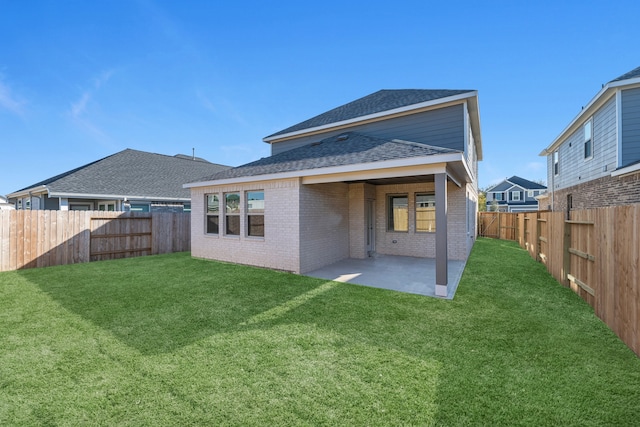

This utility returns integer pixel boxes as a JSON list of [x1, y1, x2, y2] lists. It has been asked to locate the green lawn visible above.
[[1, 238, 639, 426]]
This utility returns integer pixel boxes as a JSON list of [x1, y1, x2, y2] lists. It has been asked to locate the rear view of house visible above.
[[540, 66, 640, 212], [186, 89, 482, 296]]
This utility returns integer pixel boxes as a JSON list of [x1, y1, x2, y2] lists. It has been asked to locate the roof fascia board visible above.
[[301, 163, 449, 185], [445, 165, 463, 188], [7, 185, 48, 199], [185, 152, 465, 188], [263, 91, 477, 143], [540, 79, 640, 156], [465, 95, 483, 160], [48, 191, 188, 202]]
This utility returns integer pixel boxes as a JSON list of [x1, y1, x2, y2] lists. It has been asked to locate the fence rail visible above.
[[0, 210, 190, 272], [478, 208, 640, 357]]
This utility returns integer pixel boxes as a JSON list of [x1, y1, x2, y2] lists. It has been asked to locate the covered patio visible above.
[[306, 254, 467, 299]]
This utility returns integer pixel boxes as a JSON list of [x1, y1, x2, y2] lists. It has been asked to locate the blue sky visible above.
[[1, 0, 639, 196]]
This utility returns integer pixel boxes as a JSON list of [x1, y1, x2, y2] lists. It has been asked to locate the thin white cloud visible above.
[[94, 69, 114, 89], [67, 70, 117, 145], [70, 69, 114, 118], [70, 91, 91, 118], [0, 76, 26, 116], [196, 90, 217, 114]]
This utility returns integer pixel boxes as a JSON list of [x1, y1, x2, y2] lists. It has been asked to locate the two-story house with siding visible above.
[[186, 89, 483, 297], [485, 176, 546, 212], [540, 66, 640, 213]]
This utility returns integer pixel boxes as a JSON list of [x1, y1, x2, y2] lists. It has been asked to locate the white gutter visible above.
[[6, 185, 48, 199], [264, 91, 478, 143], [185, 152, 466, 188], [48, 192, 188, 202]]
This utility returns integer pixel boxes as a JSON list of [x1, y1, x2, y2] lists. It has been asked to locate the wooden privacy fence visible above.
[[478, 211, 518, 240], [0, 210, 190, 272], [479, 207, 640, 357]]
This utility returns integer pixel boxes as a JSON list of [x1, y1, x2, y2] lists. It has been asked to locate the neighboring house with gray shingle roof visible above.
[[186, 89, 483, 297], [7, 149, 230, 212], [485, 176, 546, 212], [540, 65, 640, 212]]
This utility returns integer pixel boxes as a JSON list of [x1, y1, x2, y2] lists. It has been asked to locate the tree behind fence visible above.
[[0, 210, 190, 272], [478, 208, 640, 357]]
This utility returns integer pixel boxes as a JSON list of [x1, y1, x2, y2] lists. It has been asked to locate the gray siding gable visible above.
[[267, 89, 472, 138], [621, 87, 640, 168], [200, 132, 461, 181], [272, 104, 465, 156], [548, 96, 617, 191]]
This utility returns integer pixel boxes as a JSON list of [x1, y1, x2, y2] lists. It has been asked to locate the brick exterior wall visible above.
[[190, 178, 301, 273], [373, 181, 470, 261], [190, 177, 474, 274], [299, 182, 350, 273], [550, 171, 640, 213]]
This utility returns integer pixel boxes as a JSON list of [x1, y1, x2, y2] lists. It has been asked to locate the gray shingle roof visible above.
[[507, 176, 546, 190], [16, 149, 230, 199], [266, 89, 474, 138], [610, 66, 640, 83], [487, 176, 546, 192], [199, 132, 461, 181]]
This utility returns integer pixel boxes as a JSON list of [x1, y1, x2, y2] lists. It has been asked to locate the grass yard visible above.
[[1, 238, 639, 426]]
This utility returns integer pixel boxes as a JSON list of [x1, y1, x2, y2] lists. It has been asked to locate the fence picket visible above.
[[0, 211, 190, 272]]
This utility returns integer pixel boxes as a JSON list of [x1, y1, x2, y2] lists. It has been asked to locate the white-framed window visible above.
[[553, 151, 559, 175], [584, 119, 593, 159], [511, 191, 521, 201], [495, 192, 503, 201], [224, 192, 240, 235], [205, 194, 219, 234], [246, 191, 264, 237], [415, 193, 436, 232], [183, 203, 191, 213], [528, 190, 534, 197], [387, 194, 408, 232], [98, 201, 116, 211]]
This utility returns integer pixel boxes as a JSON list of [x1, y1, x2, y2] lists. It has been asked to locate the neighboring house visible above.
[[540, 65, 640, 213], [7, 149, 230, 212], [485, 176, 546, 212], [0, 195, 15, 210], [186, 89, 482, 296]]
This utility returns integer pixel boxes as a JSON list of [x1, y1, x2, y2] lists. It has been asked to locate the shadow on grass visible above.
[[18, 252, 333, 355]]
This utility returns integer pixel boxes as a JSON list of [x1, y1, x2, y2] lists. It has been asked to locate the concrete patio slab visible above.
[[306, 254, 466, 299]]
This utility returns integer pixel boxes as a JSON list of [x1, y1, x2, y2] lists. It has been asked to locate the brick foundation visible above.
[[550, 171, 640, 212]]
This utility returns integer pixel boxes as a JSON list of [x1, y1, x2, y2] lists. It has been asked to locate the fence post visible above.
[[562, 220, 571, 286], [535, 211, 541, 262]]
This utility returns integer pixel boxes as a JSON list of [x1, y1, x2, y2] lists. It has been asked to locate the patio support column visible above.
[[435, 173, 448, 297]]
